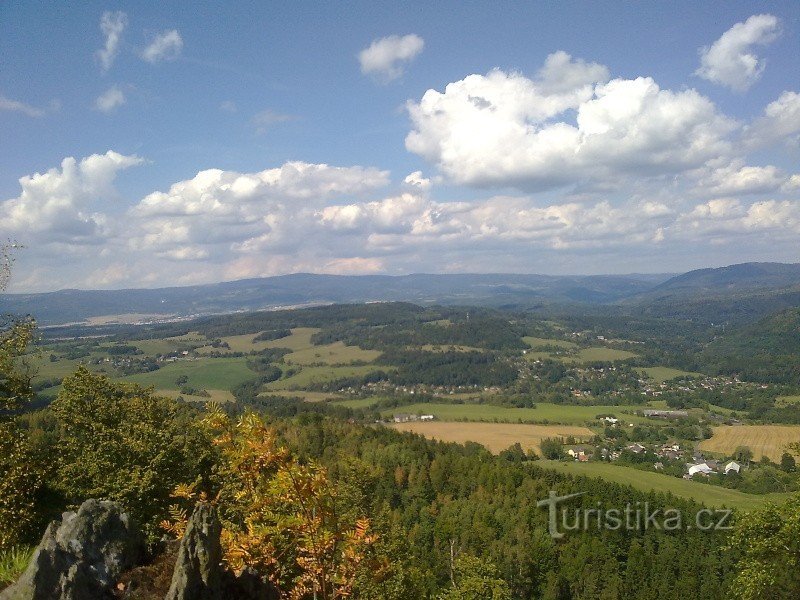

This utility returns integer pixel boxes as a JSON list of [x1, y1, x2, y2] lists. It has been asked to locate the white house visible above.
[[724, 461, 741, 475], [688, 463, 714, 477]]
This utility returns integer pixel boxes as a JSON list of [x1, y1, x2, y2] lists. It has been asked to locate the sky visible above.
[[1, 1, 799, 292]]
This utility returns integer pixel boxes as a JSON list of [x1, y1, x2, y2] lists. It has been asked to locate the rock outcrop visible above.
[[164, 504, 222, 600], [0, 499, 144, 600]]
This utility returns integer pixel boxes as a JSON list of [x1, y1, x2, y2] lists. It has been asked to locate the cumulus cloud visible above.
[[696, 14, 781, 91], [406, 56, 736, 190], [0, 94, 45, 117], [0, 151, 143, 244], [744, 90, 800, 148], [694, 161, 789, 196], [142, 29, 183, 63], [676, 198, 800, 238], [403, 171, 431, 191], [5, 152, 799, 292], [94, 86, 126, 113], [96, 11, 127, 72], [359, 34, 424, 82]]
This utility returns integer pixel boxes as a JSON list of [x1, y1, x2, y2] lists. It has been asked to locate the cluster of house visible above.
[[391, 413, 436, 423], [641, 409, 689, 419], [683, 457, 741, 479]]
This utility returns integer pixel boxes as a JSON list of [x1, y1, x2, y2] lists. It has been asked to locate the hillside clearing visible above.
[[380, 402, 651, 425], [699, 425, 800, 462], [540, 460, 792, 511], [640, 366, 703, 383], [284, 341, 381, 365], [388, 421, 594, 454]]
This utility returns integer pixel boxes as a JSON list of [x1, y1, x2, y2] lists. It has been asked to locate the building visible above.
[[643, 409, 689, 419], [688, 463, 714, 477], [724, 461, 741, 475]]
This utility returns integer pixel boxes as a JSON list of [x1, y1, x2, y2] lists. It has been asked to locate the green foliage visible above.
[[438, 555, 511, 600], [729, 492, 800, 599], [0, 545, 34, 588], [0, 422, 44, 551], [0, 318, 35, 412], [540, 437, 564, 460], [781, 453, 797, 473], [49, 368, 214, 540]]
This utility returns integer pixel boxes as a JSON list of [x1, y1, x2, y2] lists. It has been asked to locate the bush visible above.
[[50, 368, 215, 541]]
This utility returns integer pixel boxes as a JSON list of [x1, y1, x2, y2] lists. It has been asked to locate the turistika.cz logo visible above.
[[536, 490, 733, 539]]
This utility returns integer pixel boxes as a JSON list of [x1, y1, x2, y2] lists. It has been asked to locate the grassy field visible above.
[[331, 397, 383, 409], [388, 421, 594, 454], [565, 347, 638, 363], [264, 365, 387, 390], [259, 390, 345, 402], [126, 333, 209, 356], [523, 346, 638, 364], [522, 336, 577, 349], [196, 327, 322, 354], [640, 366, 702, 383], [284, 341, 381, 365], [156, 388, 235, 403], [776, 395, 800, 407], [539, 460, 792, 511], [420, 344, 485, 352], [699, 425, 800, 461], [380, 402, 650, 425], [122, 357, 256, 391]]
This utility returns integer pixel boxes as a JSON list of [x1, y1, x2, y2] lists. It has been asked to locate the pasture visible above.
[[331, 397, 382, 410], [122, 357, 256, 391], [284, 341, 381, 365], [195, 327, 321, 354], [522, 336, 577, 349], [640, 366, 702, 383], [380, 402, 650, 425], [564, 347, 638, 363], [156, 388, 235, 403], [523, 345, 638, 364], [699, 425, 800, 462], [776, 395, 800, 407], [264, 365, 387, 390], [388, 421, 594, 454], [259, 390, 345, 402], [540, 460, 792, 511], [126, 333, 209, 356]]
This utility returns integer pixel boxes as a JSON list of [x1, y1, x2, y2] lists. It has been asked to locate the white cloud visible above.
[[0, 151, 143, 244], [359, 34, 424, 82], [696, 14, 780, 91], [0, 94, 44, 117], [142, 29, 183, 63], [535, 50, 610, 94], [744, 90, 800, 148], [406, 57, 736, 190], [403, 171, 431, 191], [694, 161, 788, 196], [94, 86, 126, 113], [675, 198, 800, 238], [129, 161, 390, 257], [5, 152, 799, 292], [96, 11, 127, 72]]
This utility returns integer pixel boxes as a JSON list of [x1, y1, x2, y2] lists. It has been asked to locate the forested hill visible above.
[[0, 272, 670, 325], [628, 263, 800, 325], [1, 262, 799, 326]]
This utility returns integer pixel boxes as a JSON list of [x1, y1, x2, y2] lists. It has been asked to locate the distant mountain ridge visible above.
[[1, 262, 798, 326]]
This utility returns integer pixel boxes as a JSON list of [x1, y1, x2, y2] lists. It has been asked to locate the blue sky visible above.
[[1, 1, 799, 291]]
